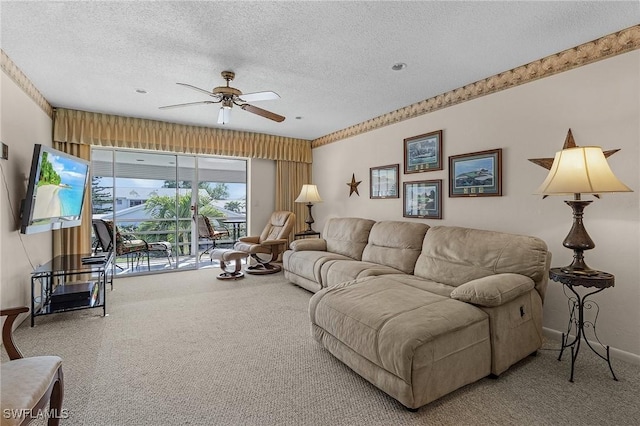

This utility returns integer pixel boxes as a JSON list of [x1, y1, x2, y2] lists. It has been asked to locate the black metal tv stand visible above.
[[30, 253, 113, 326]]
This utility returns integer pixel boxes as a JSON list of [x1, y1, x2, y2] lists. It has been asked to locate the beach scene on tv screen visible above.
[[32, 151, 87, 221]]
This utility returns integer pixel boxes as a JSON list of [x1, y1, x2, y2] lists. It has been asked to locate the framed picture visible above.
[[449, 148, 502, 197], [404, 130, 443, 174], [370, 164, 400, 199], [403, 179, 442, 219]]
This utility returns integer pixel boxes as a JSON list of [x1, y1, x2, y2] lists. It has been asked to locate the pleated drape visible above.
[[53, 108, 312, 163], [276, 160, 313, 240], [52, 142, 92, 258], [53, 108, 313, 254]]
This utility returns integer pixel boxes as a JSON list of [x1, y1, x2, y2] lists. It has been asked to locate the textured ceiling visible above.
[[1, 1, 638, 141]]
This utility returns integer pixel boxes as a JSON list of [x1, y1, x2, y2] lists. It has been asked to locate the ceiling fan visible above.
[[159, 71, 285, 124]]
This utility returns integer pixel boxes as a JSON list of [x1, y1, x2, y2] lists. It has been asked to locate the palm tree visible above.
[[138, 192, 222, 255], [224, 200, 245, 213]]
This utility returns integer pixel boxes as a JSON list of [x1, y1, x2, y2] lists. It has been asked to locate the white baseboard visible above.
[[543, 327, 640, 366]]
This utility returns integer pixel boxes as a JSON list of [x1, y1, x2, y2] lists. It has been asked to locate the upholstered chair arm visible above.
[[289, 238, 327, 252], [1, 306, 28, 360], [238, 235, 261, 244]]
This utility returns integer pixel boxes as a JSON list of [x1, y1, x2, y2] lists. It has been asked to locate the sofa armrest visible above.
[[289, 238, 327, 252], [450, 273, 535, 307]]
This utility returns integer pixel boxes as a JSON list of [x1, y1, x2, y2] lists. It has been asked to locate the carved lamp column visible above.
[[535, 146, 632, 275]]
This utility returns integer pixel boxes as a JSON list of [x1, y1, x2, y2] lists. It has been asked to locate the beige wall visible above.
[[311, 50, 640, 359], [0, 69, 54, 311]]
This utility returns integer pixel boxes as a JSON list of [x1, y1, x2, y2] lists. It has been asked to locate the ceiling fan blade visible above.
[[238, 91, 280, 102], [240, 104, 285, 122], [218, 107, 231, 125], [159, 100, 218, 110], [176, 82, 220, 97]]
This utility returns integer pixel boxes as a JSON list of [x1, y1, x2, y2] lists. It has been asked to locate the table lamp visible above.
[[535, 146, 632, 275], [295, 184, 323, 233]]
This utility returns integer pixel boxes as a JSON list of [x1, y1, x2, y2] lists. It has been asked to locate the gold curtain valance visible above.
[[53, 108, 312, 163]]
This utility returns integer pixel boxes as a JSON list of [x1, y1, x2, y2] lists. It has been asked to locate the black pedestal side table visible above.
[[549, 268, 617, 382]]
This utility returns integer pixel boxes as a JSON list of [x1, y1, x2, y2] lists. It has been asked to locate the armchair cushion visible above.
[[1, 307, 64, 426], [103, 220, 148, 255], [260, 211, 295, 242], [1, 356, 63, 425]]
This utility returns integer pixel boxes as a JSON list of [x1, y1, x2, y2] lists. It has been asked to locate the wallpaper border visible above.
[[1, 49, 54, 119], [311, 25, 640, 149]]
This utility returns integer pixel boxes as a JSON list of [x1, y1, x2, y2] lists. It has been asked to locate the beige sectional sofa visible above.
[[283, 217, 551, 410]]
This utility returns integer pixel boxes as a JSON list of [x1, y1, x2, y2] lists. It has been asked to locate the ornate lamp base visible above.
[[303, 202, 315, 233], [561, 199, 598, 276]]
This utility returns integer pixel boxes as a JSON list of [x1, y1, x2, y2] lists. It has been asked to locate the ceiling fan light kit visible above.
[[159, 71, 285, 125]]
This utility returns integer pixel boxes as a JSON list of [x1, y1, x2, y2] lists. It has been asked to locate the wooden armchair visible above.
[[233, 211, 295, 274], [1, 307, 64, 426]]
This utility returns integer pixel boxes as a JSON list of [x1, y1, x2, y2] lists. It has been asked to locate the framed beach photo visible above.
[[370, 164, 400, 199], [449, 148, 502, 197], [404, 130, 443, 174], [403, 179, 442, 219]]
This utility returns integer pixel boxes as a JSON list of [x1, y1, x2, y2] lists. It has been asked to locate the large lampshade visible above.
[[295, 184, 323, 204], [535, 146, 631, 195], [535, 145, 632, 275]]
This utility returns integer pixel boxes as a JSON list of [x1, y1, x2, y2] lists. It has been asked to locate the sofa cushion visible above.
[[414, 226, 549, 290], [323, 217, 376, 260], [283, 250, 353, 285], [319, 260, 404, 288], [380, 274, 455, 298], [361, 221, 429, 274], [450, 273, 535, 307], [310, 275, 489, 382]]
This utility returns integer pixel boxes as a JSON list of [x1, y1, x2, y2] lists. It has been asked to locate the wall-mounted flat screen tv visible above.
[[20, 144, 90, 234]]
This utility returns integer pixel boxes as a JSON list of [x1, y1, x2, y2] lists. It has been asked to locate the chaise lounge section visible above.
[[283, 218, 551, 410]]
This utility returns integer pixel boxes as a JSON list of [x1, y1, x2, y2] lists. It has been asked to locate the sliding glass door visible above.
[[91, 148, 247, 276]]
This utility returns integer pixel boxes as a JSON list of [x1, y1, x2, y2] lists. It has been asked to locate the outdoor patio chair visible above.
[[92, 219, 150, 270], [197, 215, 230, 259], [93, 219, 173, 270]]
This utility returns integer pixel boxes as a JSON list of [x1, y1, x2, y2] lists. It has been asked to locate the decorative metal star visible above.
[[528, 129, 620, 170], [347, 173, 362, 197]]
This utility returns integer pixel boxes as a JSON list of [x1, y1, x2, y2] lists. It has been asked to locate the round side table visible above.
[[549, 268, 617, 382]]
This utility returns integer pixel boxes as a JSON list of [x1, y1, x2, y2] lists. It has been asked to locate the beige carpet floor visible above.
[[5, 268, 640, 425]]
